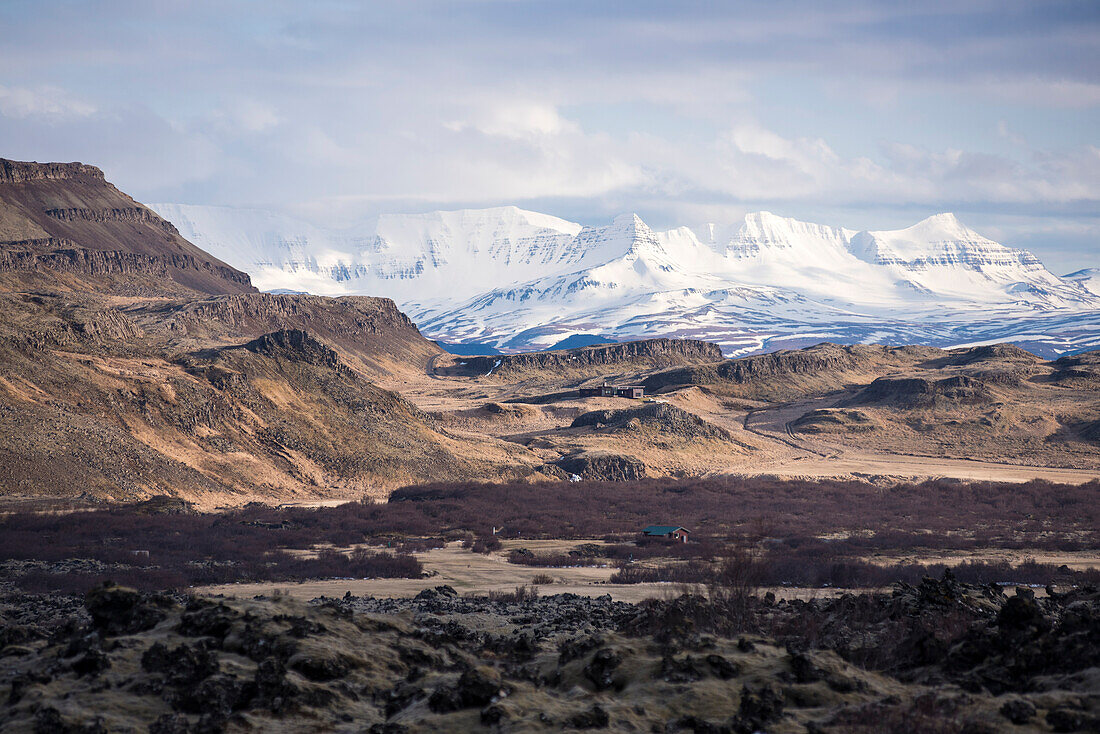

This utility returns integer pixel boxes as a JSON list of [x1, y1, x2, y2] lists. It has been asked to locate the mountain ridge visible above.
[[152, 203, 1100, 358]]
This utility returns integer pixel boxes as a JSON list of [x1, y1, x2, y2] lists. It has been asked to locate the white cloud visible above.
[[227, 99, 280, 133], [0, 1, 1096, 270], [448, 102, 579, 139], [0, 85, 96, 119]]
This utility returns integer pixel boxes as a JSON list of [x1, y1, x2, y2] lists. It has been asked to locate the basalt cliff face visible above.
[[439, 338, 723, 378], [0, 158, 254, 296]]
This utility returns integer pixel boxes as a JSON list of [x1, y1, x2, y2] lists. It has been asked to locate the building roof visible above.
[[643, 525, 688, 534]]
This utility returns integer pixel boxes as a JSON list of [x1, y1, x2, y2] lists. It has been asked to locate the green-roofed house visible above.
[[642, 525, 690, 543]]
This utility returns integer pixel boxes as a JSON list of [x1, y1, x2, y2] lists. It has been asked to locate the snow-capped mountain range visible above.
[[150, 203, 1100, 357]]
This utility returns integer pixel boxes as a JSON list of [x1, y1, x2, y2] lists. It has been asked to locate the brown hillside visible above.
[[128, 292, 442, 376], [642, 343, 941, 401], [0, 161, 537, 505], [0, 158, 254, 296], [0, 294, 539, 506]]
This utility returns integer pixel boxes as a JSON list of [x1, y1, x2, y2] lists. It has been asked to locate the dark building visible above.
[[642, 525, 690, 542], [579, 383, 644, 399]]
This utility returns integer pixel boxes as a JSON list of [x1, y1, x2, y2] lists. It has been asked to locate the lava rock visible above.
[[584, 648, 622, 690], [84, 583, 172, 635]]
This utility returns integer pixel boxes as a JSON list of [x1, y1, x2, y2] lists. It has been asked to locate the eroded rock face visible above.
[[0, 159, 106, 183], [243, 329, 345, 371], [0, 247, 252, 290], [443, 338, 723, 378]]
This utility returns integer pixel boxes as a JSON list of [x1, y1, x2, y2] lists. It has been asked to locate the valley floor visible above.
[[376, 355, 1100, 489], [195, 540, 1095, 603]]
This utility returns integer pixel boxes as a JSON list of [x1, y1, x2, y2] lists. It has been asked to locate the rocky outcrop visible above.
[[850, 374, 993, 409], [553, 451, 648, 481], [243, 329, 346, 372], [571, 403, 732, 441], [938, 343, 1042, 366], [161, 293, 418, 336], [4, 578, 1098, 732], [45, 206, 180, 235], [0, 292, 145, 349], [145, 293, 441, 373], [444, 338, 722, 377], [0, 247, 252, 288], [0, 159, 104, 183], [643, 343, 938, 398], [790, 408, 877, 433], [1049, 350, 1100, 387]]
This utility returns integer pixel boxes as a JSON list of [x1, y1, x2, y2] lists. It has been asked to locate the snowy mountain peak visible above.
[[725, 211, 854, 260], [854, 213, 1011, 266], [609, 212, 650, 232], [900, 212, 990, 243], [151, 202, 1100, 356], [919, 211, 963, 227]]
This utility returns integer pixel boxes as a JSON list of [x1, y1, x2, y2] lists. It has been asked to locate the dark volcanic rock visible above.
[[3, 582, 1099, 733], [243, 329, 345, 371], [566, 704, 610, 729], [429, 667, 502, 711], [84, 583, 173, 636], [444, 338, 722, 377], [553, 452, 648, 481], [584, 648, 622, 690]]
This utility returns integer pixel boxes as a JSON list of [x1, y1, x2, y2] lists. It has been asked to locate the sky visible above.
[[1, 0, 1098, 273]]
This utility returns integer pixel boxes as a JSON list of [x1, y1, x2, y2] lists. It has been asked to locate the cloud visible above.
[[447, 102, 579, 139], [997, 121, 1026, 146], [0, 1, 1096, 268], [220, 99, 281, 133], [0, 85, 96, 120]]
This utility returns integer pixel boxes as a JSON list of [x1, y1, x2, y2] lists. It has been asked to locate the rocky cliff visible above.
[[0, 159, 105, 183], [0, 158, 254, 296], [441, 338, 722, 378]]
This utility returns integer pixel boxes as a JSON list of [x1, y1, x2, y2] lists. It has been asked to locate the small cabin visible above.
[[579, 383, 644, 399], [642, 525, 690, 543]]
